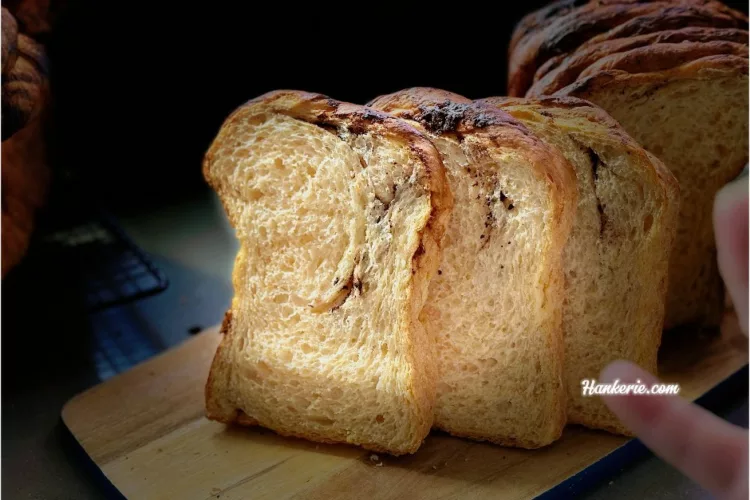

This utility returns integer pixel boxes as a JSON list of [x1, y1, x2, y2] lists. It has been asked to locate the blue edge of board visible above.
[[60, 364, 748, 500]]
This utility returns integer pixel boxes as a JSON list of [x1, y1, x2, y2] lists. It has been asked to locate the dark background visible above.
[[41, 1, 749, 212], [39, 1, 585, 211]]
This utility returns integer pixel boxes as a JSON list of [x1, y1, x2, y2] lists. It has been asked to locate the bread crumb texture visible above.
[[203, 92, 451, 455]]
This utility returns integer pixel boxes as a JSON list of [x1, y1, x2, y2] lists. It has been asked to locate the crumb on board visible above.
[[376, 462, 384, 467], [432, 465, 437, 470], [370, 454, 379, 462]]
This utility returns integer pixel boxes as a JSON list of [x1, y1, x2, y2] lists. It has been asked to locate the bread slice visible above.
[[480, 96, 680, 434], [554, 56, 749, 330], [509, 1, 746, 96], [203, 90, 453, 455], [530, 27, 748, 96], [577, 40, 748, 79], [369, 88, 577, 448]]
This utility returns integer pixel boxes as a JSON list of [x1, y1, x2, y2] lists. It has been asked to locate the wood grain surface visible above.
[[62, 318, 748, 500]]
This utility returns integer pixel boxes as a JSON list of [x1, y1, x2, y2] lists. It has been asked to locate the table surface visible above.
[[3, 189, 747, 499]]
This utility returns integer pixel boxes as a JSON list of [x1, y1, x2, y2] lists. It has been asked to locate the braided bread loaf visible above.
[[1, 6, 50, 277]]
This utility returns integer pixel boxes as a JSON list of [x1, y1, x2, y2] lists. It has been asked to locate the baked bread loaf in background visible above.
[[575, 40, 747, 76], [481, 96, 680, 434], [573, 2, 747, 47], [2, 23, 48, 139], [203, 90, 452, 455], [1, 6, 50, 277], [3, 0, 68, 38], [509, 0, 748, 97], [552, 57, 748, 329], [511, 0, 749, 330], [370, 88, 576, 448], [530, 27, 748, 95]]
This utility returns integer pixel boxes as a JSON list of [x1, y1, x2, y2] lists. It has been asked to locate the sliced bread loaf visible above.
[[554, 56, 749, 329], [370, 88, 577, 448], [530, 27, 748, 96], [480, 96, 680, 433], [203, 90, 453, 455]]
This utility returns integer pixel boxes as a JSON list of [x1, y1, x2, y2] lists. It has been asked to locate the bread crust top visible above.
[[554, 51, 749, 99], [478, 95, 680, 196], [369, 87, 528, 136], [369, 87, 577, 206], [510, 2, 670, 96], [510, 0, 587, 57], [530, 27, 749, 95], [205, 90, 453, 242], [577, 40, 748, 79], [509, 1, 747, 96], [581, 3, 747, 47]]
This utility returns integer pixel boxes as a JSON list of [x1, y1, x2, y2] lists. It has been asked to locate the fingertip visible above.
[[713, 169, 749, 335], [599, 360, 650, 384], [714, 176, 748, 228], [598, 361, 665, 429]]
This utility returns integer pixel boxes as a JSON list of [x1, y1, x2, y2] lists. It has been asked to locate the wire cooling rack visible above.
[[39, 212, 169, 312]]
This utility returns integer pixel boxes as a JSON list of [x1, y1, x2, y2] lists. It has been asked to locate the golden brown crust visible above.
[[530, 27, 749, 96], [510, 0, 745, 57], [482, 94, 682, 237], [584, 4, 747, 48], [204, 90, 452, 455], [203, 310, 235, 422], [578, 40, 748, 79], [369, 88, 577, 225], [509, 0, 719, 58], [434, 424, 566, 450], [510, 2, 671, 96], [205, 90, 452, 244], [479, 95, 628, 139], [480, 94, 681, 220], [234, 411, 418, 455], [509, 1, 747, 97], [555, 52, 749, 98], [369, 87, 530, 137]]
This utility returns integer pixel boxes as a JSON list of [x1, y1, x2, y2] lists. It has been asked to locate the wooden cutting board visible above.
[[62, 317, 747, 500]]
